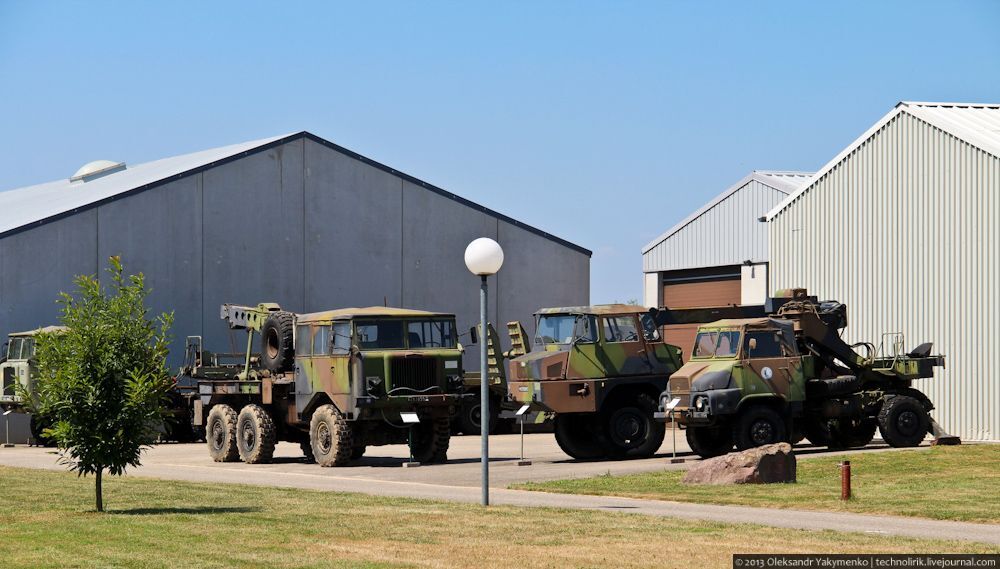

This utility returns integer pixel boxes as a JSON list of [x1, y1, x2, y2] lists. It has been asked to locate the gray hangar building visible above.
[[0, 132, 591, 368]]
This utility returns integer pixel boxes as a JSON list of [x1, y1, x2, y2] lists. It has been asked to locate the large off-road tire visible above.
[[300, 439, 316, 463], [806, 376, 861, 399], [878, 395, 929, 448], [828, 418, 877, 449], [236, 404, 277, 464], [206, 404, 240, 462], [686, 425, 734, 458], [553, 413, 607, 460], [351, 445, 367, 460], [260, 311, 296, 372], [603, 394, 665, 459], [29, 413, 56, 447], [310, 404, 354, 467], [803, 417, 832, 446], [733, 405, 787, 450], [456, 394, 499, 435], [410, 416, 451, 463]]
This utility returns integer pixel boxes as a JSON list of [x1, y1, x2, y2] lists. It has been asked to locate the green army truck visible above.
[[193, 303, 469, 466], [654, 288, 953, 458], [507, 305, 683, 460]]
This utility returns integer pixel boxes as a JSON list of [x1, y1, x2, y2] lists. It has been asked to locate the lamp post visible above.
[[464, 237, 504, 506]]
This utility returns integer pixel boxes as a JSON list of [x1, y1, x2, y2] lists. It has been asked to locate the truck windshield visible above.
[[355, 319, 456, 349], [6, 338, 32, 360], [535, 314, 597, 346], [692, 330, 741, 358]]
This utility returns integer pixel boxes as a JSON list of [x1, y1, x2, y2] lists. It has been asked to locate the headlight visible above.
[[694, 396, 707, 411]]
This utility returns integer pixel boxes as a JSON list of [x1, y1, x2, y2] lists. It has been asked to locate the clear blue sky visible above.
[[1, 1, 998, 303]]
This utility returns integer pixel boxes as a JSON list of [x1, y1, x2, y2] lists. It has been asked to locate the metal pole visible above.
[[671, 410, 676, 460], [840, 460, 851, 500], [480, 275, 489, 506], [4, 412, 13, 448]]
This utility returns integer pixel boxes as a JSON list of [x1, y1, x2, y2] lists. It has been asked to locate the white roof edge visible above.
[[766, 101, 1000, 221], [641, 170, 811, 254]]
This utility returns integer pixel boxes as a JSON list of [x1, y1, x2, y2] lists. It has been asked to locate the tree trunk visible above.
[[96, 468, 103, 512]]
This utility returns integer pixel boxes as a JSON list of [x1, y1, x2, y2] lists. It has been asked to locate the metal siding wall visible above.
[[0, 210, 99, 342], [770, 113, 1000, 441], [643, 180, 787, 272]]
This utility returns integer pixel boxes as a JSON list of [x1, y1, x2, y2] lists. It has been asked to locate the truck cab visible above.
[[664, 318, 804, 427], [1, 327, 67, 410]]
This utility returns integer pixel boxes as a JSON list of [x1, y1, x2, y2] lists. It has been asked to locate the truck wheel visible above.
[[310, 404, 353, 466], [603, 395, 665, 459], [29, 414, 56, 447], [457, 395, 499, 435], [300, 440, 315, 463], [878, 395, 929, 447], [207, 404, 240, 462], [733, 405, 786, 450], [803, 418, 832, 446], [554, 413, 607, 460], [410, 417, 451, 463], [236, 404, 276, 463], [828, 418, 877, 449], [686, 426, 733, 458], [260, 311, 295, 372]]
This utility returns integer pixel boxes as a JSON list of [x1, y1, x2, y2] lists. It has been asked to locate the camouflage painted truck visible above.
[[453, 321, 531, 435], [192, 303, 468, 466], [507, 305, 683, 460], [653, 288, 954, 458]]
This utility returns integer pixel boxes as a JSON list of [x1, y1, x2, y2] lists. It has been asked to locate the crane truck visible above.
[[191, 303, 469, 466], [653, 288, 956, 457]]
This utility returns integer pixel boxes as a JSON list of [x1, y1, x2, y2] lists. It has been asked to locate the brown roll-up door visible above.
[[660, 270, 741, 357]]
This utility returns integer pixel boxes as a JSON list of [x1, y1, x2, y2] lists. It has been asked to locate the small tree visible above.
[[34, 257, 173, 512]]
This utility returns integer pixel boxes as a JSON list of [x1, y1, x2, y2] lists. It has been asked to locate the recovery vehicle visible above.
[[653, 288, 954, 457], [453, 321, 532, 435], [192, 303, 468, 466], [506, 305, 683, 460]]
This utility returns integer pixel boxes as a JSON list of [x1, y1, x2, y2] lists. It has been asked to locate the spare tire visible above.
[[260, 311, 295, 372], [806, 375, 861, 399]]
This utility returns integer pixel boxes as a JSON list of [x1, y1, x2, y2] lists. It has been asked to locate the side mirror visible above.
[[468, 326, 479, 345], [748, 338, 757, 352]]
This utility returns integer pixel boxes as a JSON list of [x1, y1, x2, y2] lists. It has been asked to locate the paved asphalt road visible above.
[[2, 430, 997, 546]]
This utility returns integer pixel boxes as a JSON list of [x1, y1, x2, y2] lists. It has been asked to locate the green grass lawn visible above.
[[515, 444, 1000, 523], [0, 465, 995, 569]]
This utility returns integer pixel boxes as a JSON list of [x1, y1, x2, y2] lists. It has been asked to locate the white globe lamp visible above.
[[464, 237, 504, 276]]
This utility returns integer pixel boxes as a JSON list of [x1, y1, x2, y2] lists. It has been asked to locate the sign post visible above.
[[400, 412, 421, 468], [3, 410, 14, 448], [665, 397, 681, 463], [515, 405, 531, 466]]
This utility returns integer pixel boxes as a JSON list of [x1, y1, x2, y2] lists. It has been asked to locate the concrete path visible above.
[[2, 432, 996, 546]]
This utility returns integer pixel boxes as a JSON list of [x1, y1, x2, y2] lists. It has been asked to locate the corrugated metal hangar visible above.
[[0, 132, 591, 369], [767, 101, 1000, 442], [641, 171, 811, 352]]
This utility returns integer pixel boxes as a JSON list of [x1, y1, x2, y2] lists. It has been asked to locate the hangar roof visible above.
[[765, 101, 1000, 221], [0, 132, 590, 256]]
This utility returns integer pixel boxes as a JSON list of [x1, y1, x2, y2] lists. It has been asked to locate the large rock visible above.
[[682, 443, 796, 485]]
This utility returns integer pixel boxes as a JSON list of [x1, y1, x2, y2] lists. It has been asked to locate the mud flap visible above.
[[929, 417, 961, 445]]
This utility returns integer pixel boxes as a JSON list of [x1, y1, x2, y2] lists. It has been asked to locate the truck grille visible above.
[[389, 357, 439, 393], [2, 367, 14, 398]]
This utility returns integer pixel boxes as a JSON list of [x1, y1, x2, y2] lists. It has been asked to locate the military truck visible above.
[[192, 303, 468, 466], [653, 288, 951, 457], [1, 327, 67, 443], [507, 305, 683, 460]]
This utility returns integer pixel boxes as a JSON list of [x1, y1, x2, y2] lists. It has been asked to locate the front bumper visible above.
[[655, 388, 741, 425], [356, 392, 472, 409]]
